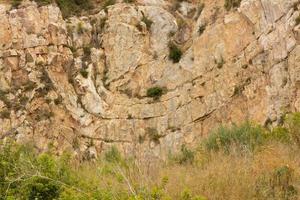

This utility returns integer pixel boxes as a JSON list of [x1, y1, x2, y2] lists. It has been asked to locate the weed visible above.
[[173, 145, 195, 165], [80, 68, 89, 78], [77, 22, 85, 34], [147, 87, 164, 99], [11, 0, 22, 8], [124, 0, 135, 3], [141, 14, 153, 31], [285, 112, 300, 147], [198, 24, 206, 36], [295, 14, 300, 26], [103, 0, 116, 11], [0, 110, 10, 119], [204, 122, 266, 153], [224, 0, 242, 11], [24, 81, 37, 92], [146, 127, 161, 143], [168, 42, 182, 63], [105, 146, 121, 163], [56, 0, 93, 18]]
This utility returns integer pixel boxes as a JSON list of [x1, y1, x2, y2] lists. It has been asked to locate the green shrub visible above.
[[270, 126, 291, 143], [174, 145, 195, 165], [103, 0, 116, 10], [0, 91, 11, 109], [285, 112, 300, 147], [11, 0, 92, 18], [256, 166, 298, 199], [204, 122, 266, 153], [180, 189, 206, 200], [34, 0, 52, 6], [0, 142, 68, 200], [146, 127, 161, 143], [0, 110, 10, 119], [295, 15, 300, 26], [80, 68, 88, 78], [77, 22, 85, 34], [147, 87, 164, 99], [83, 46, 91, 57], [24, 81, 37, 92], [224, 0, 242, 11], [105, 146, 121, 163], [168, 42, 182, 63], [198, 24, 206, 36], [124, 0, 135, 3], [56, 0, 93, 18], [11, 0, 22, 8], [141, 15, 153, 31]]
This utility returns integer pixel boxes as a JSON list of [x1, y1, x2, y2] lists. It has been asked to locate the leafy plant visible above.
[[11, 0, 22, 8], [141, 15, 153, 31], [224, 0, 242, 11], [174, 145, 195, 165], [80, 68, 89, 78], [105, 146, 121, 163], [103, 0, 116, 11], [198, 24, 206, 36], [168, 42, 182, 63], [34, 0, 52, 6], [147, 87, 164, 99], [285, 112, 300, 147], [204, 122, 266, 153], [0, 110, 10, 119], [77, 22, 85, 34], [56, 0, 93, 18], [146, 127, 161, 144], [295, 14, 300, 26]]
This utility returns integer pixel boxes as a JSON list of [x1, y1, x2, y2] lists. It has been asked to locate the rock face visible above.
[[1, 0, 300, 161]]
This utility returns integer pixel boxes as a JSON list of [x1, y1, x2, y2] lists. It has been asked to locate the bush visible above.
[[0, 142, 66, 200], [56, 0, 93, 18], [11, 0, 22, 8], [124, 0, 135, 3], [147, 87, 164, 99], [76, 22, 85, 34], [79, 68, 88, 78], [141, 15, 153, 31], [11, 0, 93, 18], [285, 112, 300, 147], [146, 127, 161, 144], [296, 14, 300, 26], [270, 126, 291, 143], [0, 110, 10, 119], [204, 122, 266, 153], [34, 0, 52, 6], [168, 42, 182, 63], [103, 0, 116, 10], [173, 145, 195, 165], [224, 0, 242, 11], [83, 46, 91, 57], [105, 146, 121, 163], [256, 165, 298, 199], [198, 24, 206, 36]]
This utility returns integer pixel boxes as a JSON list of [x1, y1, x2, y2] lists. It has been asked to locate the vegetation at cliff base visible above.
[[1, 113, 300, 199]]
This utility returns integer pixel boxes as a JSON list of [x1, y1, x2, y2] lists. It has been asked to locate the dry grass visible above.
[[69, 142, 300, 199], [158, 143, 300, 199]]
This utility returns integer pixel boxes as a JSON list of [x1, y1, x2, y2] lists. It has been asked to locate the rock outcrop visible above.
[[1, 0, 300, 161]]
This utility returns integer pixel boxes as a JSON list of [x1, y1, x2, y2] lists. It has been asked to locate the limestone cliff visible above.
[[1, 0, 300, 161]]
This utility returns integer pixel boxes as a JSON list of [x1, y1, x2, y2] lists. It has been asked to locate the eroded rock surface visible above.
[[1, 0, 300, 161]]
